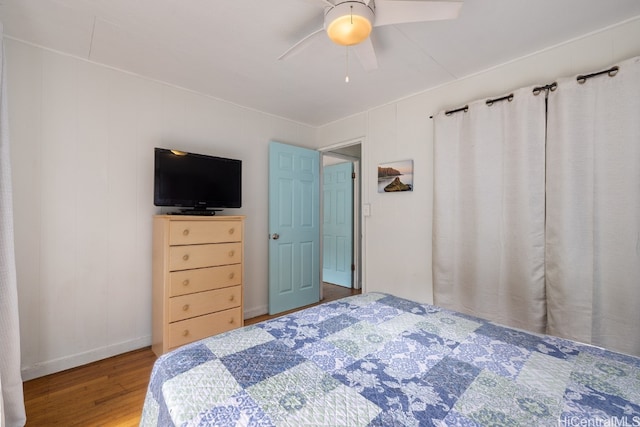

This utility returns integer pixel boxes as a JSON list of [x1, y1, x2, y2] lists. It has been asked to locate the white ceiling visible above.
[[2, 0, 640, 126]]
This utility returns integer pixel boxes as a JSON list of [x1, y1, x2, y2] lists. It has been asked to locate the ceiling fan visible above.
[[278, 0, 463, 72]]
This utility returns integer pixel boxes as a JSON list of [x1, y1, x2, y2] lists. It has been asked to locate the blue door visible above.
[[268, 141, 320, 314], [322, 162, 353, 287]]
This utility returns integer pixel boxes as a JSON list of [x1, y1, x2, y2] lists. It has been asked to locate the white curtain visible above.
[[433, 85, 547, 333], [0, 24, 26, 426], [546, 56, 640, 356]]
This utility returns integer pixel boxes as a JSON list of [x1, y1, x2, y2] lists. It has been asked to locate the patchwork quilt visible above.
[[140, 293, 640, 426]]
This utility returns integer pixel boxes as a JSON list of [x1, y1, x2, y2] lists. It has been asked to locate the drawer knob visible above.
[[183, 254, 189, 261], [228, 272, 235, 280], [228, 228, 235, 235], [183, 229, 190, 236], [182, 329, 189, 337], [182, 304, 189, 311], [228, 250, 235, 258], [229, 318, 235, 324], [183, 279, 189, 286], [229, 294, 235, 302]]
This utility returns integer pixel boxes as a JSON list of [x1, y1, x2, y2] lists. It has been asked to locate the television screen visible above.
[[154, 148, 242, 211]]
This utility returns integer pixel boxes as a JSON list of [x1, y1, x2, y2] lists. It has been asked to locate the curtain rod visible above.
[[577, 65, 619, 84], [429, 104, 468, 119], [430, 93, 513, 118], [438, 93, 514, 117], [445, 105, 468, 116], [486, 93, 514, 106], [430, 63, 619, 118]]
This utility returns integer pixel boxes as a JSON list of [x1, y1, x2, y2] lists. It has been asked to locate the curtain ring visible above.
[[532, 82, 556, 95]]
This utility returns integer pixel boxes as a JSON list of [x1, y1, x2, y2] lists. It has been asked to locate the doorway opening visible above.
[[320, 141, 362, 292]]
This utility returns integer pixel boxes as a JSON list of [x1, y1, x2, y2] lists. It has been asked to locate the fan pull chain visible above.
[[344, 5, 354, 83], [345, 47, 350, 83]]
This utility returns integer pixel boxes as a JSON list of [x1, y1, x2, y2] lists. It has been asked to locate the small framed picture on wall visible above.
[[377, 160, 413, 193]]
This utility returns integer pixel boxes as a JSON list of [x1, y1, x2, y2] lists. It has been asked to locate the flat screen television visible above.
[[154, 147, 242, 214]]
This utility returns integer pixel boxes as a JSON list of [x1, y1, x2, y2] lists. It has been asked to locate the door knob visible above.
[[271, 233, 280, 240]]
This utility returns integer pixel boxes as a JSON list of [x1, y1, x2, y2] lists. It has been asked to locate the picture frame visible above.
[[377, 159, 413, 193]]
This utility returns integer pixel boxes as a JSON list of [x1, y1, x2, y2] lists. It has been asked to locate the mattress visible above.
[[140, 292, 640, 426]]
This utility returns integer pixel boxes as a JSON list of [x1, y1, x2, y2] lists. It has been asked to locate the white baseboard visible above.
[[21, 335, 152, 381], [244, 304, 268, 321], [21, 305, 278, 381]]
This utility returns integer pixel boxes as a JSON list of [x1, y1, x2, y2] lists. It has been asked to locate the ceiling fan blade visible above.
[[278, 28, 325, 60], [373, 0, 463, 27], [353, 37, 378, 72]]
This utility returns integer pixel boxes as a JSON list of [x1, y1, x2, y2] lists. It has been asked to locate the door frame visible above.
[[319, 138, 365, 293]]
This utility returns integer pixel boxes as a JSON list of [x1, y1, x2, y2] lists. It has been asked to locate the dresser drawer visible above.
[[169, 285, 241, 322], [169, 264, 241, 297], [169, 242, 241, 271], [168, 307, 242, 350], [169, 220, 241, 245]]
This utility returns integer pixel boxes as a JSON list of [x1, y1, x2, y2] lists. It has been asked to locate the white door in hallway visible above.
[[322, 161, 353, 288]]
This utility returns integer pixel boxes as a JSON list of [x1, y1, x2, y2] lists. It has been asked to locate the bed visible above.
[[140, 293, 640, 426]]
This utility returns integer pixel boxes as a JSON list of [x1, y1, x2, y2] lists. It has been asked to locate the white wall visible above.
[[318, 17, 640, 304], [6, 39, 316, 380], [8, 16, 640, 381]]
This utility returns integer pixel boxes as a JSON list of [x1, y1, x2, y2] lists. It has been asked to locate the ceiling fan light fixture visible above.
[[325, 1, 374, 46]]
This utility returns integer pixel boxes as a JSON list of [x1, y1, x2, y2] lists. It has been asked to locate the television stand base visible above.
[[168, 209, 222, 216]]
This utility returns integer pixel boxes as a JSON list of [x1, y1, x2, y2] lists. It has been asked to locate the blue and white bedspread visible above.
[[140, 293, 640, 426]]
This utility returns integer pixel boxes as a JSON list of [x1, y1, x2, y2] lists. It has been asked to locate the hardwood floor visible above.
[[244, 282, 361, 325], [23, 347, 156, 426], [23, 283, 361, 426]]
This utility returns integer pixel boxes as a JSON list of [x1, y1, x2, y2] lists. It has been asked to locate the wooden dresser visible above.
[[152, 215, 244, 356]]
